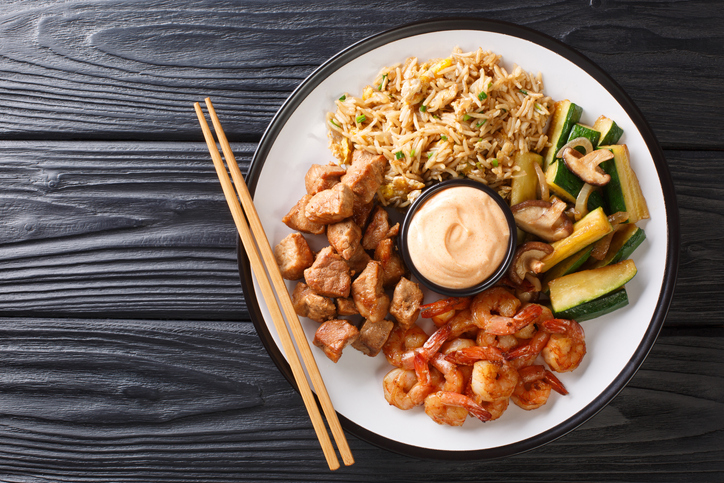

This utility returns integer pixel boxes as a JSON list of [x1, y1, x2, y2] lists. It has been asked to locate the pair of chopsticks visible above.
[[194, 98, 354, 470]]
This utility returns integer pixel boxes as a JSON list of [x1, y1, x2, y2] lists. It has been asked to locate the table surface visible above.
[[1, 1, 722, 481]]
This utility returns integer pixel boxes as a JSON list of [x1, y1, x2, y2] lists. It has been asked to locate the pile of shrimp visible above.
[[381, 286, 586, 426]]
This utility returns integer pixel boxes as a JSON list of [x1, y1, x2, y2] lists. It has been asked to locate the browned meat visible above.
[[341, 150, 387, 204], [305, 163, 346, 195], [362, 206, 400, 251], [374, 237, 407, 288], [304, 246, 351, 298], [274, 232, 314, 280], [346, 245, 372, 277], [351, 260, 389, 323], [282, 194, 326, 235], [305, 182, 354, 224], [335, 297, 358, 316], [352, 197, 375, 229], [327, 220, 362, 260], [313, 319, 359, 363], [389, 277, 423, 330], [291, 282, 337, 323], [352, 318, 394, 357]]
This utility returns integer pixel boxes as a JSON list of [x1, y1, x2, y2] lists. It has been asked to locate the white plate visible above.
[[239, 18, 678, 458]]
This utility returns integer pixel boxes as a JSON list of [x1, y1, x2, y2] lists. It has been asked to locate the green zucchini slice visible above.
[[566, 123, 601, 153], [543, 100, 582, 169], [554, 288, 629, 321], [542, 244, 594, 293], [599, 145, 650, 224], [593, 115, 624, 145], [545, 160, 607, 212], [584, 225, 646, 270], [548, 259, 637, 313]]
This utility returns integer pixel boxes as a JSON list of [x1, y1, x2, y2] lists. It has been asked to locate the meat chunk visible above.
[[335, 297, 358, 316], [352, 197, 375, 229], [274, 232, 314, 280], [362, 206, 399, 251], [351, 261, 389, 323], [305, 163, 346, 195], [389, 277, 423, 330], [291, 282, 337, 323], [314, 319, 359, 363], [374, 237, 407, 288], [282, 194, 326, 235], [305, 183, 354, 224], [327, 220, 362, 261], [341, 150, 387, 204], [352, 318, 394, 357], [304, 246, 351, 298], [346, 245, 372, 277]]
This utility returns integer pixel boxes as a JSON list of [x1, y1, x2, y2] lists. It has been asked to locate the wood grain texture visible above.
[[0, 141, 718, 326], [0, 0, 722, 148], [0, 320, 720, 482]]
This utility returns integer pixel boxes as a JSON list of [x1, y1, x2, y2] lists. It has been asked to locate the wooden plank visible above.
[[0, 319, 720, 481], [0, 0, 722, 148], [0, 141, 719, 325]]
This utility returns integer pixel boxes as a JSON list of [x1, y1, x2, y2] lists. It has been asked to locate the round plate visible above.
[[238, 18, 679, 459]]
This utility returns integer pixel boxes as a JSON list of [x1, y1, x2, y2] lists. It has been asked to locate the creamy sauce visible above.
[[406, 186, 510, 289]]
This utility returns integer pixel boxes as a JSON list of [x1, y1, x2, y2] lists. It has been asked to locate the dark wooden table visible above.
[[1, 1, 722, 481]]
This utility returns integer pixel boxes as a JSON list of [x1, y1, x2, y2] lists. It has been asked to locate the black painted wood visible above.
[[0, 0, 721, 480]]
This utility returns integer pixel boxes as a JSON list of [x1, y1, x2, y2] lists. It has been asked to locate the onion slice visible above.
[[533, 161, 549, 202], [556, 137, 594, 158], [574, 183, 595, 221]]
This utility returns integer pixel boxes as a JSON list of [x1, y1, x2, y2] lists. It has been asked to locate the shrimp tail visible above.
[[445, 346, 505, 365], [420, 296, 471, 318], [543, 370, 568, 395], [483, 304, 543, 335]]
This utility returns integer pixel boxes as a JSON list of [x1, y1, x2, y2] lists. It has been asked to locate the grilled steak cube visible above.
[[327, 220, 362, 261], [305, 183, 354, 224], [291, 282, 337, 323], [374, 237, 407, 288], [346, 245, 372, 277], [352, 318, 394, 357], [313, 319, 359, 363], [341, 150, 387, 204], [305, 163, 346, 195], [389, 277, 423, 330], [282, 194, 326, 235], [362, 206, 399, 251], [335, 297, 358, 316], [351, 260, 389, 323], [304, 246, 351, 298]]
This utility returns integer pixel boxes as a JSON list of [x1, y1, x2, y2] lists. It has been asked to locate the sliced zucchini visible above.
[[584, 224, 646, 270], [592, 115, 624, 145], [510, 152, 543, 206], [543, 100, 583, 169], [566, 123, 601, 153], [541, 244, 594, 293], [548, 259, 637, 313], [599, 144, 650, 224], [554, 288, 629, 321], [540, 207, 613, 272], [545, 160, 607, 211]]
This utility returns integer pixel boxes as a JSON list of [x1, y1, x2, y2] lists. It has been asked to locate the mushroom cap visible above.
[[562, 148, 613, 187], [508, 241, 554, 285], [510, 199, 573, 242]]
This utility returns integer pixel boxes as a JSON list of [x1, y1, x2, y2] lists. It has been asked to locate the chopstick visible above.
[[194, 98, 354, 470]]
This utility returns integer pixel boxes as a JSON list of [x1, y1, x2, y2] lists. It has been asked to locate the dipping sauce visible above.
[[406, 186, 511, 290]]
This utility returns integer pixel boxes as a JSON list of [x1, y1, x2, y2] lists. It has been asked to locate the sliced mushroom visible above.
[[562, 147, 614, 186], [511, 198, 573, 242], [508, 241, 555, 285]]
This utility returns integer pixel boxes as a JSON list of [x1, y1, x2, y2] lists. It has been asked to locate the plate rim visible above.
[[237, 17, 680, 460]]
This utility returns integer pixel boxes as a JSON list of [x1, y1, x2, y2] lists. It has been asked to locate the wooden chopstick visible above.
[[194, 99, 354, 470]]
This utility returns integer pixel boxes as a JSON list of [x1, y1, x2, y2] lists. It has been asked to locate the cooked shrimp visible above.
[[481, 397, 510, 421], [420, 296, 471, 318], [476, 331, 519, 352], [470, 360, 519, 402], [471, 287, 543, 335], [511, 365, 568, 410], [505, 329, 550, 369], [444, 345, 506, 366], [383, 324, 428, 369], [424, 391, 492, 426], [514, 303, 554, 339], [383, 368, 438, 410], [430, 353, 465, 393], [541, 318, 586, 372]]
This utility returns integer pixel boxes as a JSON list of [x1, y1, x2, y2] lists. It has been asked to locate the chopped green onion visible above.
[[395, 151, 403, 160], [420, 105, 427, 112], [441, 135, 448, 141], [433, 114, 440, 119], [488, 82, 493, 88], [427, 151, 435, 159], [519, 89, 528, 95], [476, 119, 487, 127], [478, 92, 488, 101], [491, 158, 499, 167], [338, 94, 346, 101], [411, 149, 416, 157], [329, 119, 340, 128], [501, 109, 507, 113], [378, 73, 388, 91], [356, 114, 366, 123], [534, 103, 545, 114], [463, 114, 471, 122]]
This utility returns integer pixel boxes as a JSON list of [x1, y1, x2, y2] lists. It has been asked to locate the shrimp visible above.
[[481, 397, 510, 421], [446, 346, 518, 402], [471, 287, 543, 335], [383, 323, 428, 369], [511, 365, 568, 410], [424, 391, 492, 426], [505, 329, 550, 369], [430, 353, 465, 393], [420, 296, 471, 318], [383, 368, 439, 410], [514, 303, 554, 339], [541, 319, 586, 373], [476, 331, 519, 352]]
